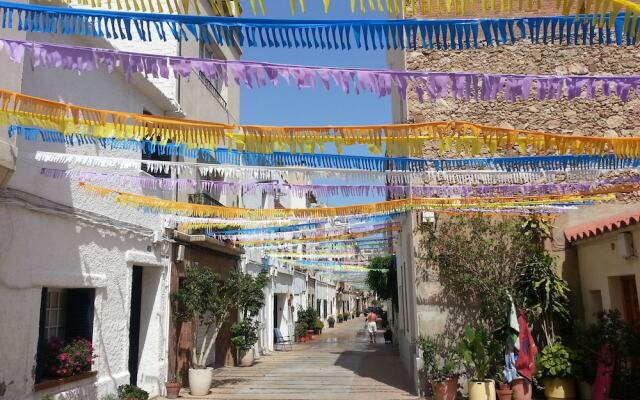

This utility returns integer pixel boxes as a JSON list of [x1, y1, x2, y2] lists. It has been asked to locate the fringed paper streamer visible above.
[[40, 167, 640, 200], [237, 226, 400, 246], [0, 3, 638, 49], [14, 125, 640, 173], [6, 93, 640, 159], [210, 223, 401, 242], [78, 182, 616, 220], [30, 151, 625, 186], [264, 252, 380, 259], [558, 0, 640, 40]]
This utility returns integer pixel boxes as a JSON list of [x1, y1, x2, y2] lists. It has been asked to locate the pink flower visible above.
[[58, 353, 68, 361], [75, 352, 81, 356]]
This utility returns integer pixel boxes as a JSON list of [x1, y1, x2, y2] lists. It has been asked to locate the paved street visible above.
[[169, 318, 418, 400]]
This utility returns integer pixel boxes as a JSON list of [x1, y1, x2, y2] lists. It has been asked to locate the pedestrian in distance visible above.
[[366, 310, 378, 343]]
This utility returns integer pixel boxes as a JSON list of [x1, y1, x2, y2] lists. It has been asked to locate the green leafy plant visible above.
[[536, 342, 576, 379], [171, 267, 256, 369], [117, 384, 149, 400], [297, 307, 318, 330], [343, 312, 350, 321], [337, 314, 343, 322], [43, 337, 95, 378], [295, 322, 308, 339], [42, 395, 54, 400], [417, 335, 459, 383], [517, 251, 570, 347], [457, 327, 501, 381], [230, 319, 260, 351], [327, 316, 335, 325], [366, 256, 398, 310], [313, 319, 324, 330]]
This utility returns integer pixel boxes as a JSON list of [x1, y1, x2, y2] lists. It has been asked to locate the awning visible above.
[[565, 210, 640, 242], [173, 231, 244, 256]]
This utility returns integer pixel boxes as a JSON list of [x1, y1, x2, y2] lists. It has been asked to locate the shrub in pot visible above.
[[171, 267, 258, 396], [344, 312, 351, 321], [536, 341, 577, 399], [230, 319, 259, 367], [313, 319, 324, 335], [417, 335, 459, 400], [165, 374, 181, 399], [328, 316, 335, 328], [295, 322, 308, 342], [457, 327, 500, 400], [117, 384, 149, 400], [337, 314, 344, 323]]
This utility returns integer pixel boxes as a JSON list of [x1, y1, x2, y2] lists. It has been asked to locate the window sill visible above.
[[34, 370, 97, 392]]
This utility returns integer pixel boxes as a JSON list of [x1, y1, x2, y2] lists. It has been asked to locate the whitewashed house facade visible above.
[[0, 0, 240, 398]]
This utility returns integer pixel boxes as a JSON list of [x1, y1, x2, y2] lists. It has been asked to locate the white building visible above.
[[0, 0, 240, 398]]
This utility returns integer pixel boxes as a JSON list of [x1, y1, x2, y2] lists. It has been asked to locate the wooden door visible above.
[[621, 276, 640, 322]]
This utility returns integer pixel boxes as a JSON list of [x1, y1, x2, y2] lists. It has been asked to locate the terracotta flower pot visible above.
[[306, 330, 313, 341], [543, 377, 576, 399], [511, 377, 531, 400], [497, 383, 513, 400], [431, 377, 458, 400], [165, 382, 180, 399]]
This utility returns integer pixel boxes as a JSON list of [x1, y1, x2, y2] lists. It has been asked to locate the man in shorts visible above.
[[366, 310, 378, 343]]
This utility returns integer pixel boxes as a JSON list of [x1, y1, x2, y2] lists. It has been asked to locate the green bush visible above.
[[230, 319, 259, 351], [337, 314, 344, 322], [327, 316, 335, 325], [457, 327, 501, 381], [295, 322, 308, 338], [297, 307, 318, 329], [314, 319, 324, 330], [343, 312, 350, 320], [117, 384, 149, 400], [417, 335, 458, 383], [536, 342, 576, 379]]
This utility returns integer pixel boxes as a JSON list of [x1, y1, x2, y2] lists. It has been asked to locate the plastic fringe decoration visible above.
[[0, 2, 638, 48]]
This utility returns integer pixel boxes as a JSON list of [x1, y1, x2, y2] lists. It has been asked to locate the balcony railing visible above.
[[188, 192, 224, 207], [198, 72, 228, 110]]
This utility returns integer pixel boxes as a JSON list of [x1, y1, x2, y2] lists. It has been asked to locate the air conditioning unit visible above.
[[617, 232, 635, 258]]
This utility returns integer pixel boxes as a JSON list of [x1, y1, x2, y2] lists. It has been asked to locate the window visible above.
[[323, 300, 327, 319], [141, 110, 172, 178], [316, 299, 321, 317], [35, 288, 96, 384], [198, 42, 227, 109]]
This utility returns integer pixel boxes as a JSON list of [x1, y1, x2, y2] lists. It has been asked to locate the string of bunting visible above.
[[28, 151, 622, 186], [5, 91, 640, 157], [2, 42, 640, 113], [40, 167, 640, 199], [11, 125, 640, 172], [235, 226, 400, 246], [78, 182, 615, 219], [211, 223, 401, 242], [2, 2, 638, 48]]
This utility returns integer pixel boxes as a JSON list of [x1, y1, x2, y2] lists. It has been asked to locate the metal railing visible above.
[[198, 71, 228, 110]]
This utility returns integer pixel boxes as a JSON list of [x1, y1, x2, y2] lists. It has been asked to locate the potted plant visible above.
[[356, 311, 361, 317], [165, 373, 181, 399], [496, 380, 513, 400], [117, 384, 149, 400], [43, 337, 96, 379], [337, 314, 344, 323], [295, 322, 308, 342], [171, 267, 248, 396], [343, 312, 350, 321], [457, 327, 500, 400], [383, 329, 393, 344], [536, 341, 577, 399], [313, 319, 324, 335], [230, 318, 259, 367], [417, 335, 459, 400], [328, 316, 335, 328]]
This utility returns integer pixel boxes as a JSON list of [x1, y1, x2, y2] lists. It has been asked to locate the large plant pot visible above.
[[329, 321, 335, 328], [468, 379, 496, 400], [238, 349, 254, 367], [165, 382, 180, 399], [578, 381, 592, 400], [306, 330, 313, 341], [511, 378, 531, 400], [431, 377, 458, 400], [543, 378, 576, 399], [497, 383, 513, 400], [189, 367, 213, 396]]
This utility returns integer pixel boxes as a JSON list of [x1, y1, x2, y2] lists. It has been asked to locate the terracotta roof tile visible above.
[[565, 210, 640, 242]]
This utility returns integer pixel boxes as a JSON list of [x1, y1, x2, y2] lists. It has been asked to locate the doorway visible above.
[[128, 266, 143, 385], [621, 275, 640, 322]]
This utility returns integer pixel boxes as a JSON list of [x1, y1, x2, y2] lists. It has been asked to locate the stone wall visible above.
[[406, 43, 640, 137]]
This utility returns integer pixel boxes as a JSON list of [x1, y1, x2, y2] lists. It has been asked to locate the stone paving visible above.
[[164, 318, 419, 400]]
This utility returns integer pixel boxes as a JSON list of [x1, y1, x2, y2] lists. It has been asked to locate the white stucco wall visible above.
[[0, 200, 170, 400]]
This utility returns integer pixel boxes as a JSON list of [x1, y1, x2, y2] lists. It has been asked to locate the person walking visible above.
[[366, 310, 378, 343]]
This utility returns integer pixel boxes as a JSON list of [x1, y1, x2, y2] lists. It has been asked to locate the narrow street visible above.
[[172, 318, 418, 400]]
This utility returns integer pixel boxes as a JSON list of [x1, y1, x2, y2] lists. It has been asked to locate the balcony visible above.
[[198, 72, 228, 110], [0, 138, 16, 188], [188, 192, 224, 207]]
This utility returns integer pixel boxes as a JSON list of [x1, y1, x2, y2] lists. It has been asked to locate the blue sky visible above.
[[238, 0, 390, 206]]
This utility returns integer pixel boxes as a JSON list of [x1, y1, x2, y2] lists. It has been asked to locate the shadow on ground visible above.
[[332, 344, 416, 395]]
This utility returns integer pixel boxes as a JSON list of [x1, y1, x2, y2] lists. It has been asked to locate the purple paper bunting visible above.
[[2, 39, 639, 103]]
